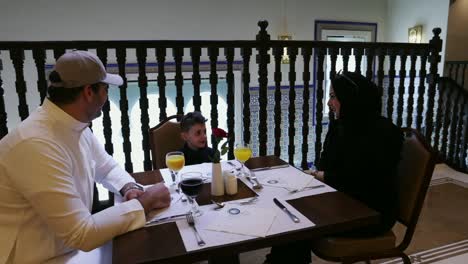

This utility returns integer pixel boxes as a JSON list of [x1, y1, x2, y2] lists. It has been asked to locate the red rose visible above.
[[212, 128, 228, 138]]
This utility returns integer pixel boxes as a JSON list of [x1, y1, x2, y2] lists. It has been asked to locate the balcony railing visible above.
[[1, 21, 458, 179]]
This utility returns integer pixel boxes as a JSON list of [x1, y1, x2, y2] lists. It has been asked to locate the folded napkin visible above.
[[255, 166, 315, 190], [204, 205, 277, 237]]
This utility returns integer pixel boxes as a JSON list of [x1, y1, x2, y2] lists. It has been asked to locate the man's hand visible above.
[[137, 183, 171, 214], [123, 188, 144, 201]]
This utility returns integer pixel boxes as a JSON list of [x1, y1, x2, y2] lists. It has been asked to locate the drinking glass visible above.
[[180, 172, 204, 217], [234, 143, 252, 177], [166, 151, 185, 186]]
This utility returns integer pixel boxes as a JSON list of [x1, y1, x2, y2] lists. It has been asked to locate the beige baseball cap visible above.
[[50, 50, 123, 88]]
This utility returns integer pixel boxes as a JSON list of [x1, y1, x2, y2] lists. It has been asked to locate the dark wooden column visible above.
[[425, 28, 443, 142], [256, 21, 271, 156], [301, 47, 312, 169], [314, 47, 326, 166], [116, 48, 133, 172], [433, 80, 445, 152], [208, 47, 219, 150], [241, 48, 252, 144], [447, 89, 460, 165], [287, 47, 298, 165], [376, 48, 386, 114], [396, 50, 407, 127], [406, 50, 417, 127], [354, 47, 364, 74], [136, 47, 152, 171], [328, 47, 338, 122], [97, 48, 114, 157], [454, 95, 467, 168], [440, 87, 453, 160], [156, 47, 168, 121], [272, 47, 283, 157], [341, 47, 351, 73], [225, 47, 235, 160], [386, 48, 397, 120], [32, 48, 48, 105], [416, 50, 428, 132], [173, 47, 185, 117], [365, 48, 374, 80], [10, 48, 29, 120], [190, 47, 202, 113]]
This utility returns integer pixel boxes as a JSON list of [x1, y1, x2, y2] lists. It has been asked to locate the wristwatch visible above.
[[120, 182, 144, 196]]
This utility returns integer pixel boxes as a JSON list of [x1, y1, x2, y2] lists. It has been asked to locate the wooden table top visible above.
[[113, 156, 379, 264]]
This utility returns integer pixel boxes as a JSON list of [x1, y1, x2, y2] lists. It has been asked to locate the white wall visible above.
[[386, 0, 450, 72], [1, 0, 387, 41]]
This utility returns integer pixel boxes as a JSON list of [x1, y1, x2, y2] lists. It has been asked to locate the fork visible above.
[[186, 213, 206, 246], [227, 161, 242, 173]]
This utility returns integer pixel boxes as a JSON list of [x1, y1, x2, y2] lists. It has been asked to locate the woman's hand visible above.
[[310, 170, 325, 182]]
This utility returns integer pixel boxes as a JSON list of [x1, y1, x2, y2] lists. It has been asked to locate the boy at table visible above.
[[179, 111, 215, 165]]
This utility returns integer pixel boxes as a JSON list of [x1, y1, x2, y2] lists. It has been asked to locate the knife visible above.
[[250, 164, 290, 172], [146, 213, 188, 225], [273, 198, 300, 223]]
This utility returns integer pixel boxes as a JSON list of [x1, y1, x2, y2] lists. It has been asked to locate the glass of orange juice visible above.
[[234, 143, 252, 177], [166, 151, 185, 186]]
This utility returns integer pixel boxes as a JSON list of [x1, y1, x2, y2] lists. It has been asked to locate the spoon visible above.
[[211, 200, 226, 210]]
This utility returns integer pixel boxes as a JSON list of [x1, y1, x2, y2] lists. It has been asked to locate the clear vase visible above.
[[211, 162, 224, 196]]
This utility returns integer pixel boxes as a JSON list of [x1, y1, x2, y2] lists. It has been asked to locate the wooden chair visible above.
[[311, 128, 437, 264], [148, 115, 184, 170]]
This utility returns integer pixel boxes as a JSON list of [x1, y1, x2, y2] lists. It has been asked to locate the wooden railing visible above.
[[434, 77, 468, 172], [445, 61, 468, 91], [0, 21, 446, 174]]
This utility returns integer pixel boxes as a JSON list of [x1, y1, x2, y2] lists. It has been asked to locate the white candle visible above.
[[223, 170, 238, 195]]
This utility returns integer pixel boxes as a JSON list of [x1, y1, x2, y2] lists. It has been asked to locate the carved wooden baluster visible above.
[[225, 47, 235, 159], [341, 47, 351, 73], [462, 64, 467, 88], [453, 93, 466, 167], [96, 48, 114, 157], [448, 89, 461, 165], [272, 47, 283, 157], [454, 64, 460, 84], [376, 48, 386, 115], [256, 21, 271, 156], [365, 48, 375, 80], [396, 50, 407, 127], [314, 47, 326, 166], [440, 87, 453, 160], [10, 48, 29, 120], [207, 47, 219, 150], [460, 97, 468, 171], [156, 47, 167, 121], [190, 47, 202, 113], [116, 48, 133, 172], [136, 47, 152, 171], [0, 54, 8, 139], [416, 50, 428, 131], [354, 47, 364, 74], [32, 48, 47, 105], [241, 47, 252, 144], [287, 47, 298, 164], [328, 47, 339, 121], [301, 47, 312, 169], [406, 50, 417, 127], [53, 48, 66, 61], [426, 28, 443, 142], [433, 78, 445, 152], [173, 47, 184, 117], [386, 48, 397, 121]]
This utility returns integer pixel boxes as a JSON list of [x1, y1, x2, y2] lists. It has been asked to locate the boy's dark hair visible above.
[[180, 112, 207, 132], [47, 70, 100, 105]]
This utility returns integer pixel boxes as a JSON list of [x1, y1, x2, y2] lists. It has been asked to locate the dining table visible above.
[[112, 155, 379, 264]]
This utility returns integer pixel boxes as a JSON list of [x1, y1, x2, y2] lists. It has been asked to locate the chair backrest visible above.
[[396, 128, 437, 249], [149, 115, 184, 170]]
